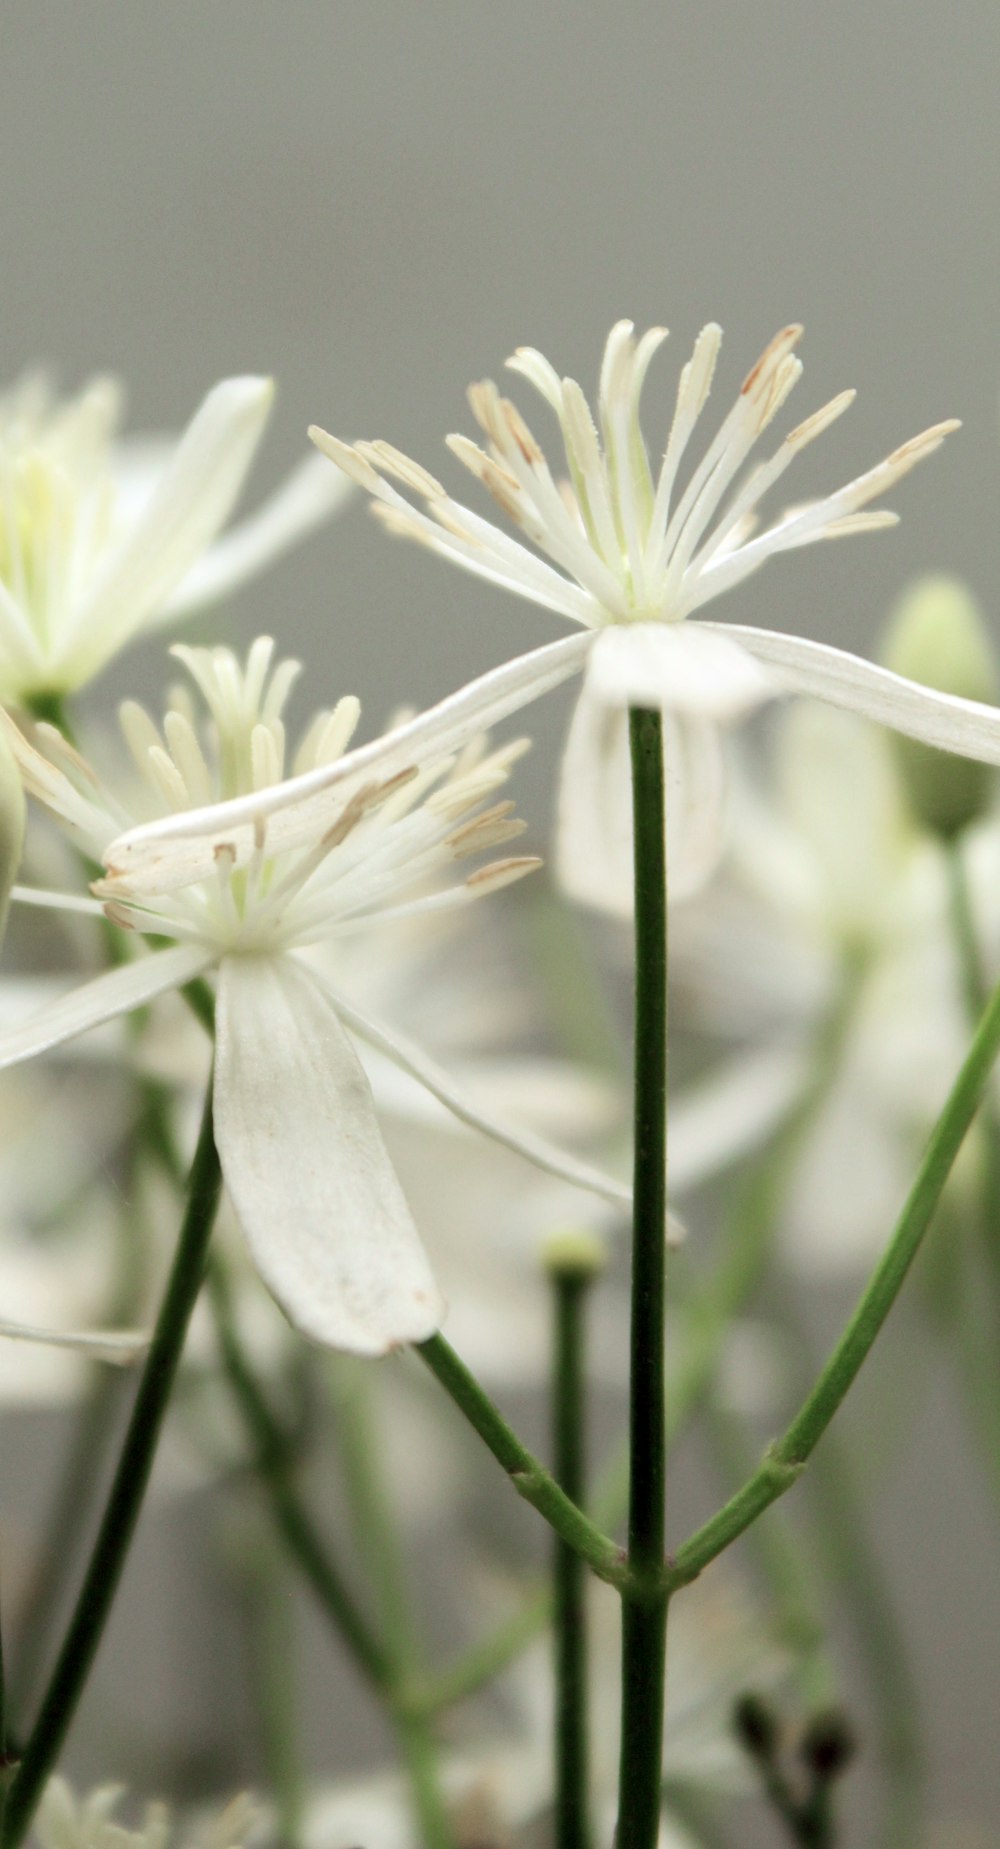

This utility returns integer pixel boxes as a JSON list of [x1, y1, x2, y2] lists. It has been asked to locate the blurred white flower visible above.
[[304, 320, 1000, 913], [671, 698, 999, 1269], [33, 1778, 257, 1849], [0, 369, 352, 703], [0, 640, 634, 1355]]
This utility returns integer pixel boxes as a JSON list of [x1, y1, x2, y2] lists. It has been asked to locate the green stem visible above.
[[616, 708, 670, 1849], [416, 1335, 625, 1585], [332, 1369, 453, 1849], [2, 1087, 222, 1849], [945, 838, 1000, 1258], [552, 1266, 594, 1849], [669, 966, 1000, 1590], [243, 1533, 304, 1849], [209, 1265, 394, 1697]]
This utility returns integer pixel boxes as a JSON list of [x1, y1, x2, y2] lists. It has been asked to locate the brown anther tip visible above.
[[741, 324, 804, 396]]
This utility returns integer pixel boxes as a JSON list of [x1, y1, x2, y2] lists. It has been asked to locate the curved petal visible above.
[[71, 376, 275, 677], [160, 451, 356, 621], [214, 955, 443, 1356], [103, 632, 594, 898], [316, 974, 677, 1230], [716, 621, 1000, 763], [556, 674, 729, 917], [0, 943, 212, 1069], [587, 621, 776, 719]]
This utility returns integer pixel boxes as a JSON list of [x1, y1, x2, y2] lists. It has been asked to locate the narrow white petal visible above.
[[556, 673, 730, 916], [160, 452, 356, 620], [0, 943, 212, 1069], [214, 955, 443, 1356], [71, 377, 275, 675], [103, 632, 595, 898], [587, 622, 776, 720], [319, 974, 635, 1217], [667, 1045, 809, 1194], [715, 622, 1000, 764], [0, 1319, 149, 1364]]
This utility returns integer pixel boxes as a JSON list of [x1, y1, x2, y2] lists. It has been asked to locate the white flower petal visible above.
[[71, 377, 275, 676], [214, 955, 443, 1357], [103, 632, 594, 898], [717, 621, 1000, 764], [317, 975, 635, 1219], [0, 1319, 148, 1364], [0, 943, 212, 1069], [556, 673, 729, 917], [160, 451, 356, 620], [587, 621, 776, 719], [667, 1044, 809, 1194]]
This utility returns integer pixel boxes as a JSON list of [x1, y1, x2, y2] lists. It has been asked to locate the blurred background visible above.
[[0, 3, 998, 1844]]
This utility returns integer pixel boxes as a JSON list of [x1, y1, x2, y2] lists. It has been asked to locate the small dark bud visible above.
[[800, 1707, 857, 1782], [733, 1690, 781, 1761]]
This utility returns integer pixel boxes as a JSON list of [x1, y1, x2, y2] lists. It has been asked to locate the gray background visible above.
[[0, 3, 998, 1844]]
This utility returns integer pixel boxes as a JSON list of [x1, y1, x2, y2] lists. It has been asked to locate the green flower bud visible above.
[[541, 1226, 608, 1280], [882, 575, 999, 838], [0, 724, 24, 946]]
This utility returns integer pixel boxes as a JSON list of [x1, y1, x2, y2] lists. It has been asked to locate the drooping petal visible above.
[[0, 1319, 148, 1363], [586, 621, 776, 719], [102, 631, 595, 898], [69, 377, 275, 678], [317, 972, 656, 1224], [160, 452, 356, 621], [716, 621, 1000, 764], [556, 671, 729, 917], [214, 955, 443, 1357], [0, 944, 213, 1069]]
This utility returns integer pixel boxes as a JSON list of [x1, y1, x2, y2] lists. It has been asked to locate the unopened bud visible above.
[[882, 576, 999, 838], [733, 1690, 781, 1762], [800, 1707, 857, 1782], [541, 1227, 608, 1280], [0, 724, 25, 945]]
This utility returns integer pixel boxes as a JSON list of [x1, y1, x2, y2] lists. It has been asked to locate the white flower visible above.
[[304, 320, 1000, 913], [0, 640, 636, 1356], [33, 1778, 257, 1849], [0, 368, 352, 703], [669, 699, 999, 1270]]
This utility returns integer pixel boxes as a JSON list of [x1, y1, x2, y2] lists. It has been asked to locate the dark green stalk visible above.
[[3, 1088, 222, 1849], [552, 1264, 594, 1849], [615, 708, 670, 1849], [209, 1265, 394, 1695], [668, 965, 1000, 1589], [416, 1335, 625, 1585]]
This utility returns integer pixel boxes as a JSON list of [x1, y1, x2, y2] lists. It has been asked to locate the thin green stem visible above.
[[616, 707, 670, 1849], [552, 1267, 594, 1849], [243, 1533, 304, 1849], [416, 1334, 625, 1585], [669, 966, 1000, 1590], [2, 1087, 222, 1849], [209, 1264, 394, 1696], [333, 1369, 453, 1849], [945, 839, 1000, 1260]]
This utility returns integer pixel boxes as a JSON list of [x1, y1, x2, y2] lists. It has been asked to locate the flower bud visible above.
[[541, 1226, 608, 1280], [0, 723, 25, 945], [882, 576, 999, 838]]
